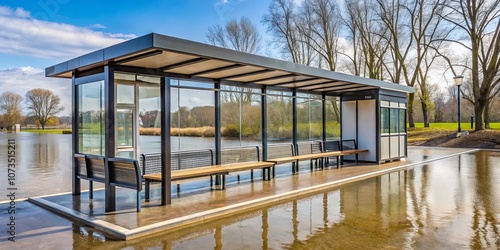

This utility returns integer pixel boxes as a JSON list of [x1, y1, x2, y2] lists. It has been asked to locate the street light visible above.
[[453, 75, 464, 133]]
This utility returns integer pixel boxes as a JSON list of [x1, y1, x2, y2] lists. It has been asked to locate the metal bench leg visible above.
[[210, 175, 213, 190], [145, 180, 150, 201], [337, 156, 340, 168], [89, 181, 93, 199], [272, 166, 275, 178], [222, 175, 226, 190], [251, 170, 254, 181], [177, 183, 180, 194], [137, 191, 141, 212]]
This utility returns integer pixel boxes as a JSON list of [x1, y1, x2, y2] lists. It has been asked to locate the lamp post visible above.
[[453, 75, 464, 133]]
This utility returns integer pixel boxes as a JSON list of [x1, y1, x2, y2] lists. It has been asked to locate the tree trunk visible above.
[[483, 102, 490, 129], [421, 101, 429, 127], [474, 102, 486, 131], [408, 93, 415, 127]]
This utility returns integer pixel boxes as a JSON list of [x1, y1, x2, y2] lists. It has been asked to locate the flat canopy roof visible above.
[[46, 33, 413, 95]]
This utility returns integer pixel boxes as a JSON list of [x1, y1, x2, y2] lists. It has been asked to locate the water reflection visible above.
[[67, 150, 499, 249]]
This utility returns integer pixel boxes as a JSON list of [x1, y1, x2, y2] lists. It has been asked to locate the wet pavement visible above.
[[2, 147, 499, 249]]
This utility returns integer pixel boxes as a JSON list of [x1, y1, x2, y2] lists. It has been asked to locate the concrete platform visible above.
[[28, 147, 474, 240]]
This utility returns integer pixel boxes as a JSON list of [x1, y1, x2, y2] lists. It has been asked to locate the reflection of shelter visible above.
[[45, 33, 413, 211]]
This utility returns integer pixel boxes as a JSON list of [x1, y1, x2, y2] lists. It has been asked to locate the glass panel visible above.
[[117, 84, 134, 104], [115, 73, 136, 81], [178, 80, 214, 89], [116, 108, 134, 148], [171, 86, 215, 151], [78, 81, 105, 155], [390, 108, 399, 133], [297, 96, 323, 141], [325, 96, 340, 140], [381, 107, 389, 134], [267, 94, 292, 142], [139, 85, 161, 153], [221, 87, 262, 148], [399, 109, 406, 133]]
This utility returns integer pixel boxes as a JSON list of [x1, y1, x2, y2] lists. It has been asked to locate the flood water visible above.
[[0, 133, 260, 199], [1, 133, 499, 249]]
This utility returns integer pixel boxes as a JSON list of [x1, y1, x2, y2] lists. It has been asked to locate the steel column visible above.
[[104, 64, 116, 212], [322, 93, 327, 142], [261, 86, 268, 161], [72, 71, 80, 195], [160, 77, 172, 205]]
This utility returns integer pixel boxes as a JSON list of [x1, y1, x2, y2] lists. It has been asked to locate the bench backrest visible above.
[[311, 141, 322, 154], [323, 140, 341, 152], [74, 154, 88, 178], [221, 146, 260, 164], [141, 149, 214, 174], [85, 155, 106, 182], [107, 158, 142, 191], [296, 142, 313, 155], [176, 149, 214, 170], [341, 139, 358, 150], [267, 144, 294, 159]]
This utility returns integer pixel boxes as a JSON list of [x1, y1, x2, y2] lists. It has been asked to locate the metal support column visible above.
[[262, 87, 271, 177], [261, 87, 268, 161], [214, 81, 222, 186], [160, 77, 172, 205], [292, 91, 297, 147], [104, 64, 116, 212], [71, 71, 80, 195], [292, 91, 298, 173], [322, 93, 327, 142]]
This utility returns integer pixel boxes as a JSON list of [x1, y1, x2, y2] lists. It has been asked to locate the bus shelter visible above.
[[46, 33, 413, 211]]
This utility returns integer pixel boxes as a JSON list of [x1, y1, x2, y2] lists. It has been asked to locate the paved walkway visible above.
[[25, 147, 472, 240]]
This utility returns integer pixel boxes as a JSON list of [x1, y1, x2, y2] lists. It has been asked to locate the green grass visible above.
[[410, 122, 500, 130], [22, 129, 69, 134]]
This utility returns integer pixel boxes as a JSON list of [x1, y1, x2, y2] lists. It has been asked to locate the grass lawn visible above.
[[410, 122, 500, 130], [407, 122, 500, 144], [22, 129, 70, 134]]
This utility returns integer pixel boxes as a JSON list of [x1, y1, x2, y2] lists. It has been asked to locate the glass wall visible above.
[[267, 91, 293, 143], [138, 85, 161, 153], [78, 80, 105, 155], [296, 93, 323, 141], [325, 96, 340, 139], [221, 85, 261, 148], [171, 80, 215, 151]]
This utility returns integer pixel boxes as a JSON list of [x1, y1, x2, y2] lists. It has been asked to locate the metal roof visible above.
[[46, 33, 413, 95]]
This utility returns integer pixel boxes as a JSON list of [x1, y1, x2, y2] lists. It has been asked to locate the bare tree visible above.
[[206, 16, 262, 54], [262, 0, 317, 65], [376, 0, 450, 127], [25, 88, 64, 130], [342, 0, 390, 79], [0, 92, 24, 130], [298, 0, 341, 71], [439, 0, 500, 130]]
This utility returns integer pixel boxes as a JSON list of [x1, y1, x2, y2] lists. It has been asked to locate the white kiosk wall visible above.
[[357, 100, 376, 161], [341, 100, 376, 162]]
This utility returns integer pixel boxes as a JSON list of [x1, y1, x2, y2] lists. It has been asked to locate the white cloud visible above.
[[0, 6, 136, 60], [0, 67, 72, 115], [87, 23, 106, 29]]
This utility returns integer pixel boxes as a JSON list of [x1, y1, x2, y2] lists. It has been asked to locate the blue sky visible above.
[[0, 0, 277, 112]]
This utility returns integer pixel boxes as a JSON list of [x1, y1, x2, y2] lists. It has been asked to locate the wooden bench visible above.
[[107, 157, 143, 212], [266, 142, 331, 174], [322, 139, 369, 167], [142, 147, 274, 200]]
